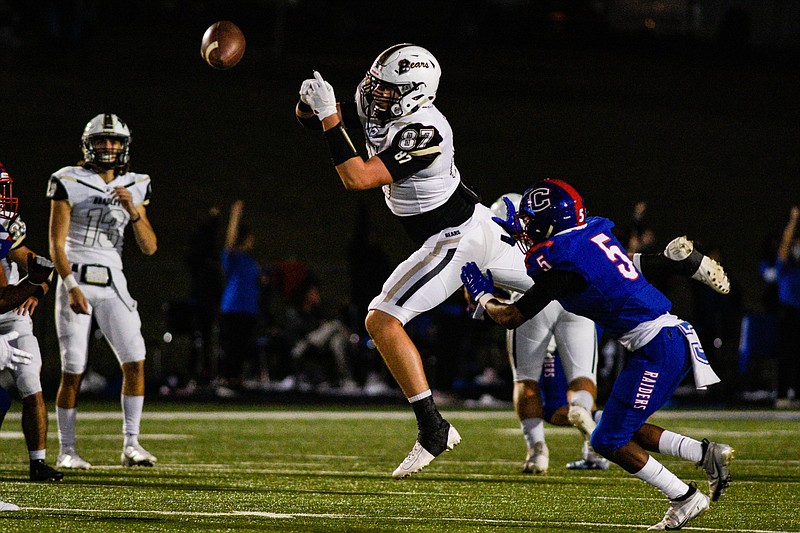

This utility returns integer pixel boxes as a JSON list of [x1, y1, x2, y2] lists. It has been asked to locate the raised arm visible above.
[[299, 71, 393, 191], [777, 206, 799, 264]]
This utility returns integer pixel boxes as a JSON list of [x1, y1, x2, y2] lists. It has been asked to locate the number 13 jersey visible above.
[[47, 166, 151, 270]]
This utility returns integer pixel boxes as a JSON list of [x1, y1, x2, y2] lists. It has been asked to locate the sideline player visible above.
[[48, 113, 158, 469], [0, 163, 57, 510], [462, 179, 733, 530], [297, 44, 541, 477], [0, 174, 63, 482]]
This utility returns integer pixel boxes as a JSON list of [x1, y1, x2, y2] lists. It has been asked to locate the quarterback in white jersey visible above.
[[298, 44, 535, 478], [47, 113, 158, 469]]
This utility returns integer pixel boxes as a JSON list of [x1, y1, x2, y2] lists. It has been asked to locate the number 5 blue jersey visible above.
[[524, 216, 672, 339]]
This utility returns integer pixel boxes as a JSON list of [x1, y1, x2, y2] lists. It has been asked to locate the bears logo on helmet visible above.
[[357, 44, 440, 124]]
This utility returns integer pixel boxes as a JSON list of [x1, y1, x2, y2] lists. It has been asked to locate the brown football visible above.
[[200, 21, 245, 70]]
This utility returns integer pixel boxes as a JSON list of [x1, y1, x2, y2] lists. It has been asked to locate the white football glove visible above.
[[298, 79, 314, 106], [0, 331, 33, 372], [304, 71, 338, 120]]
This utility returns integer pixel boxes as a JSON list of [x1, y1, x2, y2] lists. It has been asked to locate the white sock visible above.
[[634, 455, 690, 500], [121, 395, 144, 447], [569, 389, 594, 411], [29, 449, 46, 461], [56, 406, 77, 451], [520, 417, 545, 450], [658, 430, 703, 462]]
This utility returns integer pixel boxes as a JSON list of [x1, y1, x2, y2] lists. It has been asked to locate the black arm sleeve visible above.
[[638, 252, 698, 278], [515, 269, 588, 320]]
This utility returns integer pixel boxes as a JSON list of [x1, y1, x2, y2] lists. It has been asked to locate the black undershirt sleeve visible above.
[[515, 269, 588, 320], [638, 252, 698, 277]]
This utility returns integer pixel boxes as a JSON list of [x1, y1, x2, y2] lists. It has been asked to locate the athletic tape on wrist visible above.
[[478, 293, 495, 307], [324, 123, 359, 166], [62, 274, 79, 291]]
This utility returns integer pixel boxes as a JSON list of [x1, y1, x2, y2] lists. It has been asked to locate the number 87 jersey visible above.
[[524, 216, 672, 340], [47, 165, 151, 270]]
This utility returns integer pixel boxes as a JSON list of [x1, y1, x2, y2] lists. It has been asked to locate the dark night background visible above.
[[1, 1, 798, 395]]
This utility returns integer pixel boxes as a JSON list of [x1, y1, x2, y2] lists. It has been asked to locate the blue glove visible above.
[[491, 196, 524, 246], [461, 262, 494, 303]]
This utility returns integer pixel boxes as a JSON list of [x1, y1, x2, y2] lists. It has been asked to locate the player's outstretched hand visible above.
[[26, 254, 54, 285], [491, 196, 525, 246], [0, 331, 33, 371], [461, 262, 494, 303], [303, 71, 338, 120]]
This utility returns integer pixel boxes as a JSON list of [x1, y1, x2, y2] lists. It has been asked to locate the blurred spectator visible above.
[[620, 201, 657, 254], [688, 244, 742, 377], [346, 202, 392, 389], [775, 206, 800, 408], [218, 200, 266, 395], [758, 231, 782, 313], [283, 276, 356, 392], [183, 206, 223, 389]]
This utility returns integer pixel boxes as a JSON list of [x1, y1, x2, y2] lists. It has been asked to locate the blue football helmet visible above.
[[519, 179, 587, 245]]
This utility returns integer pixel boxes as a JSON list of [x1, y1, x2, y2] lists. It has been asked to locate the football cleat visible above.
[[392, 422, 461, 479], [30, 460, 64, 482], [663, 236, 730, 295], [568, 403, 597, 439], [648, 483, 709, 530], [522, 441, 549, 474], [121, 444, 157, 467], [0, 500, 20, 512], [567, 441, 609, 470], [697, 439, 734, 501], [56, 449, 92, 469]]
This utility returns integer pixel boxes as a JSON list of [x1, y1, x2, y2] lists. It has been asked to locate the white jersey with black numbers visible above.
[[47, 166, 151, 270], [357, 102, 460, 217]]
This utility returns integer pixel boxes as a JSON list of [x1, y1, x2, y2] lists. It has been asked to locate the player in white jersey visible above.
[[0, 211, 64, 482], [297, 44, 539, 478], [47, 113, 158, 469], [0, 162, 57, 510]]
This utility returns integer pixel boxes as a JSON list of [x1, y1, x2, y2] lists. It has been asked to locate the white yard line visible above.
[[1, 409, 796, 422], [18, 507, 799, 532]]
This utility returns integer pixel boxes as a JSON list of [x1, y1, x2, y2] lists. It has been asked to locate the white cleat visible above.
[[0, 500, 20, 512], [121, 444, 158, 467], [648, 484, 710, 530], [56, 449, 92, 469], [567, 440, 609, 470], [392, 424, 461, 479], [522, 441, 549, 474], [568, 403, 597, 438], [663, 236, 730, 295], [698, 439, 734, 501]]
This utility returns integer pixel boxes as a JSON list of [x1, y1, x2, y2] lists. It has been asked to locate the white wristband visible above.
[[477, 293, 495, 307], [62, 274, 79, 291]]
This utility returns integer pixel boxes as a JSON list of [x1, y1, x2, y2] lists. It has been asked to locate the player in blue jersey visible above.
[[461, 179, 733, 531], [0, 163, 57, 511]]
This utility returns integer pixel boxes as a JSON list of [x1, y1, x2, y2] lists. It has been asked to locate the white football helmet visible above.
[[490, 193, 522, 219], [81, 113, 131, 168], [358, 44, 440, 123]]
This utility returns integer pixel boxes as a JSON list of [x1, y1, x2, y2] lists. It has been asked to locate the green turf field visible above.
[[1, 405, 798, 532]]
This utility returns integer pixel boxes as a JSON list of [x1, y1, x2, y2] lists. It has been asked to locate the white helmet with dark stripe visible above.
[[81, 113, 131, 168], [358, 44, 440, 123]]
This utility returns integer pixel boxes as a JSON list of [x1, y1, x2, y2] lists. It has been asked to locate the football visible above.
[[200, 21, 245, 70]]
